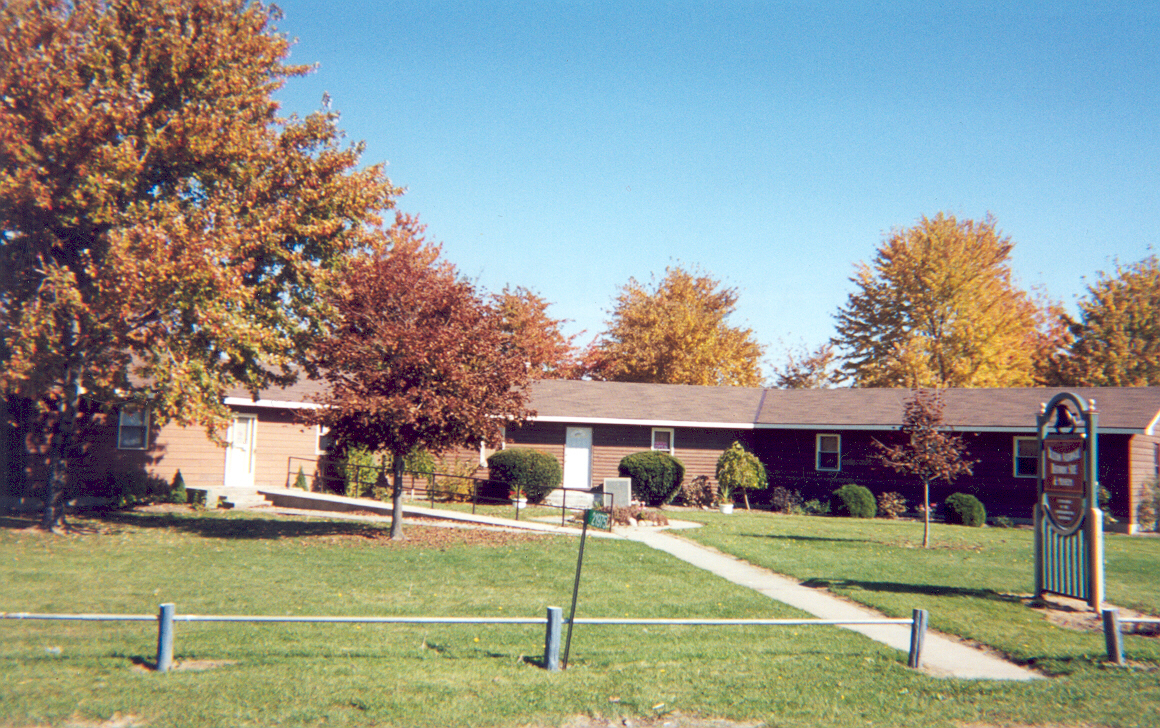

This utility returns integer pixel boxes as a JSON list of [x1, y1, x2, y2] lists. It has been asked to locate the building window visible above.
[[117, 408, 149, 450], [816, 434, 840, 471], [1014, 437, 1039, 478], [316, 426, 334, 455], [651, 428, 674, 454]]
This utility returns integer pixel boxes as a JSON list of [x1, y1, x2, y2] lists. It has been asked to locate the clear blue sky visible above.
[[271, 1, 1158, 374]]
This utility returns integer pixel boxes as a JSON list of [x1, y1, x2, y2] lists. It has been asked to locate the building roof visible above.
[[525, 379, 765, 428], [525, 380, 1160, 435]]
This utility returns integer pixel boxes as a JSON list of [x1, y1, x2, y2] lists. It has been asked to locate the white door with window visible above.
[[563, 427, 593, 490], [224, 415, 257, 488]]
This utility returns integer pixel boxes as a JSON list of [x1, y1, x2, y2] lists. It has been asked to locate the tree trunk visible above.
[[922, 478, 931, 548], [743, 489, 751, 511], [389, 451, 406, 540], [42, 313, 85, 533]]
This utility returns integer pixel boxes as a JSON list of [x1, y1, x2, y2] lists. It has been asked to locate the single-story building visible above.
[[5, 379, 1158, 532]]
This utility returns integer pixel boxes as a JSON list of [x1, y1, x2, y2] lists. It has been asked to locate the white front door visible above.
[[563, 427, 593, 490], [224, 415, 257, 488]]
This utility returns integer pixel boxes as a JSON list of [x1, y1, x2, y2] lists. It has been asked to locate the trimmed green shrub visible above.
[[170, 470, 188, 503], [944, 492, 986, 527], [486, 448, 561, 503], [618, 451, 685, 506], [831, 483, 877, 518]]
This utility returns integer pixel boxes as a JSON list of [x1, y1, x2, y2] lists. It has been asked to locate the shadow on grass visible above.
[[737, 531, 877, 545], [81, 509, 393, 541], [801, 577, 1025, 604]]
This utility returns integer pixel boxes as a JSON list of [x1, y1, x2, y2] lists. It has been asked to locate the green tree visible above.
[[833, 213, 1042, 388], [1049, 255, 1160, 386], [0, 0, 400, 530], [588, 266, 765, 386], [715, 441, 766, 509], [306, 218, 533, 540], [875, 389, 975, 548]]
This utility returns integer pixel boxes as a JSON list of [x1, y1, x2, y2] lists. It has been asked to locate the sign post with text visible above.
[[1035, 392, 1104, 610]]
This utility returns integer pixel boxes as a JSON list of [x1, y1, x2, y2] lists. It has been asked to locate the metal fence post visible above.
[[1102, 608, 1124, 665], [908, 608, 928, 669], [544, 606, 562, 672], [156, 603, 175, 673]]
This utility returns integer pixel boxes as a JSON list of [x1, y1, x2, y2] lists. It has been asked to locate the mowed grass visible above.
[[0, 508, 1156, 728]]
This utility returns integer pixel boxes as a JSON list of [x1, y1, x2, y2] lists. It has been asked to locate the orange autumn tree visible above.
[[307, 218, 534, 540], [0, 0, 399, 530], [491, 285, 583, 379]]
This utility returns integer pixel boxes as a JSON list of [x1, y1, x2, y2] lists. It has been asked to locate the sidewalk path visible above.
[[624, 530, 1041, 681]]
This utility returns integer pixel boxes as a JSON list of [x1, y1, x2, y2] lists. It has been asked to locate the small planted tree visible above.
[[715, 441, 767, 510], [875, 389, 975, 547]]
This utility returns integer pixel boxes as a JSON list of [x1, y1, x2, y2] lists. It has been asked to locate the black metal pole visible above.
[[562, 515, 590, 669]]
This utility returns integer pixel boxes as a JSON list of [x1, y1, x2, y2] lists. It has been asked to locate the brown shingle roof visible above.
[[527, 379, 765, 425], [753, 387, 1160, 433]]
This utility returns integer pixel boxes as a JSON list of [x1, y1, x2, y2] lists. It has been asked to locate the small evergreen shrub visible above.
[[802, 498, 829, 515], [831, 484, 876, 518], [618, 451, 685, 506], [876, 491, 907, 519], [944, 492, 986, 527], [1137, 477, 1160, 532], [169, 470, 188, 503], [487, 448, 562, 503], [293, 467, 308, 491]]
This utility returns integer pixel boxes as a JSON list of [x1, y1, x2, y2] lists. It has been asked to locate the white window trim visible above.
[[815, 433, 840, 472], [117, 408, 150, 450], [651, 427, 675, 455], [1013, 436, 1039, 478], [315, 425, 333, 456]]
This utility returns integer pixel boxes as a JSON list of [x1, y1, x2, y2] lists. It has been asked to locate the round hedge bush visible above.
[[831, 483, 877, 518], [944, 492, 986, 527], [618, 451, 686, 506], [486, 448, 562, 503]]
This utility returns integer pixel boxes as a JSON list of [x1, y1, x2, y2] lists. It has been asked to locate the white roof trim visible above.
[[530, 415, 755, 429], [1146, 409, 1160, 436], [755, 423, 1146, 435], [224, 396, 321, 411]]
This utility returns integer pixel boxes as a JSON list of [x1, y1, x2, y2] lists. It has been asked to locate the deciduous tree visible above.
[[0, 0, 399, 530], [491, 286, 581, 379], [307, 217, 533, 539], [772, 342, 842, 389], [833, 213, 1042, 388], [875, 389, 975, 548], [1048, 255, 1160, 386], [589, 266, 765, 387]]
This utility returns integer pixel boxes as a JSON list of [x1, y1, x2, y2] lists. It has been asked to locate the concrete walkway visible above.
[[624, 530, 1041, 681]]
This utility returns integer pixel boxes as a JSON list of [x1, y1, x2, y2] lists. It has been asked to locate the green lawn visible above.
[[1, 508, 1158, 728]]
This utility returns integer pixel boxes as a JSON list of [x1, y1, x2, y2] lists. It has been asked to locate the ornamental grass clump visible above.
[[944, 492, 986, 527], [831, 483, 877, 519], [487, 448, 562, 504], [618, 451, 685, 506]]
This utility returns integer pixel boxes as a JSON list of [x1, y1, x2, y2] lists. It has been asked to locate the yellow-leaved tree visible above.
[[586, 266, 765, 387], [832, 213, 1044, 388]]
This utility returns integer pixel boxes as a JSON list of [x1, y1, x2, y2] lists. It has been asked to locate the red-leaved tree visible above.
[[307, 216, 533, 539], [875, 389, 975, 548]]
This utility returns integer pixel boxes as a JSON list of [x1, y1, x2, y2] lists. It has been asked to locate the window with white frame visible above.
[[815, 434, 840, 471], [651, 428, 674, 454], [316, 425, 334, 455], [117, 408, 149, 450], [1014, 437, 1039, 478]]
